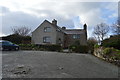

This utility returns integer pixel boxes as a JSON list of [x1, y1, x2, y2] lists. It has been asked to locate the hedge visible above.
[[69, 45, 88, 53], [19, 44, 62, 51]]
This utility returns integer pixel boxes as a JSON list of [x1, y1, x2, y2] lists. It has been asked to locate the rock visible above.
[[58, 67, 64, 70], [17, 65, 24, 69], [11, 65, 31, 75]]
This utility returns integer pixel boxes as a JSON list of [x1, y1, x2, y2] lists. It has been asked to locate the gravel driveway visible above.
[[2, 51, 119, 78]]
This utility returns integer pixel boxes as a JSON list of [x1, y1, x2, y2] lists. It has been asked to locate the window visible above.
[[44, 27, 51, 32], [58, 38, 62, 44], [73, 34, 80, 39], [2, 41, 13, 45], [43, 36, 51, 43]]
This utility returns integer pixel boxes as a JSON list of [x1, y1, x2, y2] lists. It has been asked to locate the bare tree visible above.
[[93, 23, 109, 43], [12, 26, 31, 36], [112, 19, 120, 35]]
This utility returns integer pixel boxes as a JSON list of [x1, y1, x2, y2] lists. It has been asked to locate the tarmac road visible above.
[[2, 51, 119, 78]]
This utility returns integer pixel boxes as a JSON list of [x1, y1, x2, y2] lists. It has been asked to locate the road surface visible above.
[[2, 51, 119, 78]]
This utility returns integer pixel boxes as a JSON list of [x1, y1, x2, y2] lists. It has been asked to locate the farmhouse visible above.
[[32, 19, 87, 47]]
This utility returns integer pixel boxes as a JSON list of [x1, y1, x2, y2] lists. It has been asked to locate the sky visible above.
[[0, 0, 119, 38]]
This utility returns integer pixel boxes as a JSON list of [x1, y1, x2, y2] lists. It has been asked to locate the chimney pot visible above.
[[52, 19, 57, 25], [62, 27, 66, 30]]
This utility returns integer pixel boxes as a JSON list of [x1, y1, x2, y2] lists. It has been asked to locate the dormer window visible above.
[[44, 27, 51, 32]]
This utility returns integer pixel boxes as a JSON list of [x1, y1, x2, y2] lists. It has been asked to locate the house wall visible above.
[[56, 30, 65, 46], [65, 31, 87, 47], [32, 21, 57, 44], [32, 20, 87, 47]]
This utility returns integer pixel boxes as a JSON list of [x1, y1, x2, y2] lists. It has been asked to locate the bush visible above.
[[102, 35, 120, 50], [87, 38, 98, 54], [102, 47, 120, 60], [103, 48, 112, 55], [113, 49, 120, 59], [45, 45, 62, 52], [69, 45, 88, 53], [19, 44, 39, 50], [72, 40, 80, 46], [94, 44, 100, 49], [19, 44, 62, 51], [94, 46, 120, 66]]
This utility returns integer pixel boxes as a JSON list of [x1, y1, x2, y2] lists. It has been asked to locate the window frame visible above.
[[44, 27, 51, 32], [73, 34, 80, 39], [43, 36, 51, 43]]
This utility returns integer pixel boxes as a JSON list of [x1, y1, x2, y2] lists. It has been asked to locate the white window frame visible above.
[[44, 27, 51, 32], [73, 34, 80, 39], [43, 36, 51, 43]]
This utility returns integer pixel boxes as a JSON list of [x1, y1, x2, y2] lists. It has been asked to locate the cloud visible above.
[[0, 32, 6, 37], [0, 1, 118, 38], [2, 11, 42, 34]]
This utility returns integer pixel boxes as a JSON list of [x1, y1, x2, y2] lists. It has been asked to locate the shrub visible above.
[[114, 50, 120, 59], [69, 45, 88, 53], [87, 38, 98, 54], [102, 35, 120, 50], [94, 44, 100, 49], [69, 45, 76, 51], [45, 45, 62, 52], [19, 44, 62, 51], [102, 47, 120, 60], [19, 44, 38, 50], [72, 40, 80, 46], [69, 40, 88, 53], [103, 48, 112, 55]]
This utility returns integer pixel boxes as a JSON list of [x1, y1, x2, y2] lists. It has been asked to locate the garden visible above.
[[93, 35, 120, 66]]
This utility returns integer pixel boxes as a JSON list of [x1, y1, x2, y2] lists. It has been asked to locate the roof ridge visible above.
[[65, 29, 83, 30]]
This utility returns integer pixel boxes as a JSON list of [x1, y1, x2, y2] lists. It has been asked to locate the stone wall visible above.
[[94, 47, 104, 58], [93, 47, 120, 66]]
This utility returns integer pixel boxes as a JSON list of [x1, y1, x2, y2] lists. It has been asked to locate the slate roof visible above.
[[33, 20, 85, 34], [46, 20, 85, 34], [63, 29, 84, 34]]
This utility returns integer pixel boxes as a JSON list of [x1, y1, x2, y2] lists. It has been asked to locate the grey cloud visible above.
[[2, 9, 75, 35], [0, 6, 10, 13], [1, 2, 117, 37], [2, 11, 43, 35]]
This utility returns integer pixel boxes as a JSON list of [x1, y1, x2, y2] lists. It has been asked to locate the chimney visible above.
[[52, 19, 57, 25], [110, 35, 113, 38], [83, 23, 87, 31], [83, 23, 87, 40], [62, 26, 66, 30]]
